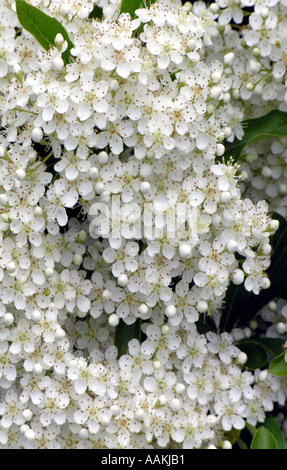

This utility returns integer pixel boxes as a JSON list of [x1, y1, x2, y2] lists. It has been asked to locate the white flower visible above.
[[243, 11, 278, 57], [9, 319, 37, 354], [206, 331, 240, 365], [0, 388, 25, 429], [139, 269, 173, 307], [39, 388, 70, 426], [103, 241, 139, 277], [185, 370, 214, 405], [42, 339, 71, 375], [74, 394, 107, 434], [37, 81, 70, 121], [213, 395, 246, 431], [0, 341, 18, 382], [101, 44, 141, 78], [10, 207, 45, 248]]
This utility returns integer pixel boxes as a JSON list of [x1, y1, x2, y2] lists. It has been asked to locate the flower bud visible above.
[[259, 370, 268, 382], [152, 360, 162, 370], [108, 314, 120, 327], [224, 52, 235, 65], [232, 89, 240, 99], [78, 229, 87, 242], [170, 398, 181, 412], [33, 363, 43, 375], [34, 206, 43, 217], [262, 243, 271, 255], [175, 383, 185, 394], [97, 151, 108, 164], [209, 2, 219, 13], [3, 313, 14, 326], [210, 86, 222, 100], [52, 57, 64, 70], [226, 240, 237, 252], [109, 79, 119, 91], [73, 254, 83, 266], [223, 127, 232, 139], [179, 244, 192, 258], [246, 82, 255, 91], [15, 168, 26, 181], [140, 164, 152, 178], [140, 181, 151, 194], [135, 408, 145, 420], [31, 310, 42, 322], [233, 269, 244, 285], [88, 167, 99, 180], [211, 71, 222, 84], [20, 425, 29, 434], [95, 182, 105, 194], [197, 300, 208, 313], [23, 409, 33, 421], [55, 328, 66, 340], [165, 305, 177, 318], [110, 405, 120, 416], [6, 261, 17, 274], [260, 7, 269, 18], [0, 194, 8, 205], [45, 267, 54, 278], [216, 143, 225, 157], [222, 440, 232, 450], [117, 274, 128, 286], [79, 429, 89, 439], [262, 277, 271, 289], [221, 191, 231, 203], [55, 33, 64, 48], [24, 429, 36, 441], [261, 166, 272, 177], [270, 219, 279, 231], [31, 127, 43, 143], [237, 352, 248, 365], [161, 325, 170, 335], [268, 301, 277, 312], [102, 289, 111, 301], [276, 322, 286, 334], [138, 303, 149, 315], [223, 92, 231, 104]]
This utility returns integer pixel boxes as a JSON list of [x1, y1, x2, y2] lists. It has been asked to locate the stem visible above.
[[253, 71, 271, 88], [13, 107, 38, 116], [237, 438, 249, 449], [26, 151, 54, 177]]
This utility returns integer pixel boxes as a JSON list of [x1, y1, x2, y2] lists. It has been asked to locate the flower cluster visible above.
[[239, 137, 287, 218], [0, 0, 287, 449]]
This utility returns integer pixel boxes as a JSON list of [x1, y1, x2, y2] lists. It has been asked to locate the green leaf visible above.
[[89, 5, 103, 20], [16, 0, 74, 65], [195, 314, 217, 334], [237, 338, 285, 370], [264, 413, 287, 449], [224, 428, 241, 445], [254, 337, 286, 357], [246, 422, 257, 437], [220, 213, 287, 332], [114, 318, 141, 359], [222, 109, 287, 163], [237, 439, 249, 449], [219, 282, 252, 332], [237, 340, 268, 370], [119, 0, 156, 19], [251, 427, 278, 449], [269, 350, 287, 376], [239, 215, 287, 325]]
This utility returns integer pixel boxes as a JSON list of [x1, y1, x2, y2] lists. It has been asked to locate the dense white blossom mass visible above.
[[0, 0, 287, 449]]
